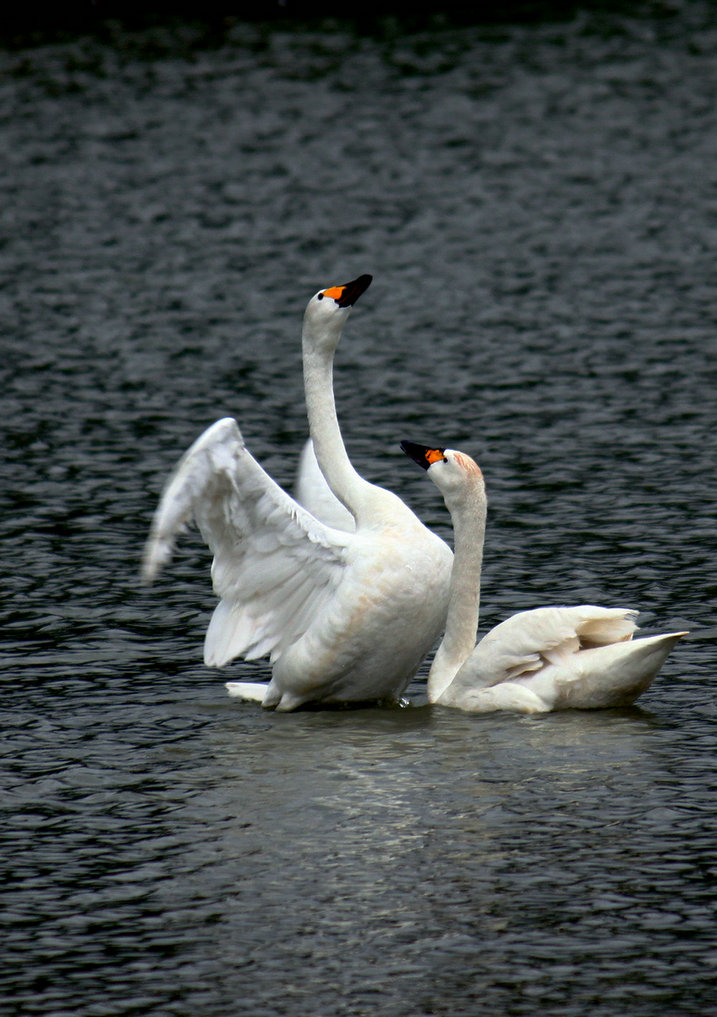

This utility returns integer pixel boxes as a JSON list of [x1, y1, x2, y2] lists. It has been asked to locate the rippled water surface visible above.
[[2, 4, 717, 1015]]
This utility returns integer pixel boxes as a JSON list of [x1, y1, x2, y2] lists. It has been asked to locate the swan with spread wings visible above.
[[143, 277, 452, 710]]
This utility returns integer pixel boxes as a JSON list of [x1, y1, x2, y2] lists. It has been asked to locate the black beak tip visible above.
[[400, 440, 431, 470], [337, 274, 373, 307]]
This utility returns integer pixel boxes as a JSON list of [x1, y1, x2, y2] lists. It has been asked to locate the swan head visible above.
[[303, 274, 372, 352], [400, 440, 485, 508]]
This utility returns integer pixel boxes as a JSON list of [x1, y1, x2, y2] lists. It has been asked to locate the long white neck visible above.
[[302, 328, 373, 520], [427, 479, 486, 702]]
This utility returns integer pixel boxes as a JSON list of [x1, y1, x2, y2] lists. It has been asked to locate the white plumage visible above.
[[401, 441, 687, 713], [144, 417, 348, 669], [294, 437, 355, 532], [143, 278, 453, 710]]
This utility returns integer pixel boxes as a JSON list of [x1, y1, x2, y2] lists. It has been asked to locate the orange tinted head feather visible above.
[[452, 451, 483, 479]]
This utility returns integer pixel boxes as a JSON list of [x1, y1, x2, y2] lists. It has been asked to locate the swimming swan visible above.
[[401, 441, 687, 713], [142, 278, 453, 710]]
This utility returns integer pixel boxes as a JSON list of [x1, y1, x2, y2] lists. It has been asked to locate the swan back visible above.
[[451, 605, 639, 694]]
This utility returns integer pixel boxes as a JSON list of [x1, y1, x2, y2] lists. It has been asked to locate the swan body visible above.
[[401, 441, 687, 714], [142, 277, 452, 710]]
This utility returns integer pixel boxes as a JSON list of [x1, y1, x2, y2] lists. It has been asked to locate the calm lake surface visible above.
[[2, 4, 717, 1014]]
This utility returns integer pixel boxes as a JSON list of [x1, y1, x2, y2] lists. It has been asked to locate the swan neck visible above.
[[302, 338, 366, 516], [427, 485, 485, 702]]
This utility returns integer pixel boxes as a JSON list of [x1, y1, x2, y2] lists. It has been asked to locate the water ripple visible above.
[[2, 6, 717, 1016]]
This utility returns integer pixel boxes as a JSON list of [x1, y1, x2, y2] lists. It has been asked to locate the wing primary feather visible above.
[[144, 417, 348, 668]]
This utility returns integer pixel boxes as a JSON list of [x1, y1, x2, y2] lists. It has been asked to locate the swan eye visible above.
[[317, 293, 324, 301]]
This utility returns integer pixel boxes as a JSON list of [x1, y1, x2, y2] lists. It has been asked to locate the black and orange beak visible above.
[[321, 274, 372, 307], [400, 441, 447, 470]]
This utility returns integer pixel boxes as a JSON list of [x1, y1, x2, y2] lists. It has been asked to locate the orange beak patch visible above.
[[319, 274, 372, 308], [400, 441, 447, 471]]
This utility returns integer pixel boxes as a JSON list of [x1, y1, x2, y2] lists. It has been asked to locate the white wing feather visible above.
[[142, 418, 348, 668], [449, 605, 638, 695], [294, 438, 356, 532]]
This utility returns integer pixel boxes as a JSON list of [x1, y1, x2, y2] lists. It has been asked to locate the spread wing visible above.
[[142, 418, 349, 667], [449, 605, 638, 695]]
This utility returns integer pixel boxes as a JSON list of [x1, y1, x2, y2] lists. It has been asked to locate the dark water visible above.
[[2, 5, 717, 1015]]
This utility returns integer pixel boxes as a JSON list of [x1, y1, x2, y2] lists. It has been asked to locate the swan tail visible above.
[[556, 630, 688, 708]]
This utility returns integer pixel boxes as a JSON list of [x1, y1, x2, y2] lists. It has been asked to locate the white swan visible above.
[[401, 441, 687, 713], [142, 277, 453, 710]]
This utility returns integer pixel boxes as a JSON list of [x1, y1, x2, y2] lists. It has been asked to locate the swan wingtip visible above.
[[140, 537, 172, 585]]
